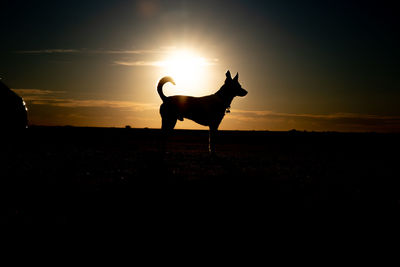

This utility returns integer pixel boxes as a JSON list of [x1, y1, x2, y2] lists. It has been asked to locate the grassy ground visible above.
[[1, 126, 399, 223]]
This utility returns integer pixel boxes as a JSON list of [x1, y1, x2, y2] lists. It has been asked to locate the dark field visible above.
[[1, 126, 399, 223]]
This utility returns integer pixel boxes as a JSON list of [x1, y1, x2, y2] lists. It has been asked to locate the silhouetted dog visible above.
[[158, 70, 247, 153]]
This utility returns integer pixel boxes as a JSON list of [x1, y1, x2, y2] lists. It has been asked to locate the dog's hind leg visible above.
[[160, 116, 177, 154]]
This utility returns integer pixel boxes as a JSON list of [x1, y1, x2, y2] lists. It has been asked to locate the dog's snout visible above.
[[239, 89, 248, 97]]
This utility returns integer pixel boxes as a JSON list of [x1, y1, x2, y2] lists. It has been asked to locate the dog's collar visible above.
[[215, 92, 232, 114]]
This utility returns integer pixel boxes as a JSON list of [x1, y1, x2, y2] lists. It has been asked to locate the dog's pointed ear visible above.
[[233, 72, 239, 81], [226, 70, 232, 80]]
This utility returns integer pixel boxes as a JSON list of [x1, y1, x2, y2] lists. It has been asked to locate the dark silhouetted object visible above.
[[158, 70, 247, 154], [0, 79, 28, 130]]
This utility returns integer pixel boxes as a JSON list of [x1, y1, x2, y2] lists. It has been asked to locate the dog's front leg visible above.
[[209, 126, 218, 154]]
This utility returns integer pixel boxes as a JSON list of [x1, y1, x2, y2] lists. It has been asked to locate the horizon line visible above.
[[25, 124, 400, 134]]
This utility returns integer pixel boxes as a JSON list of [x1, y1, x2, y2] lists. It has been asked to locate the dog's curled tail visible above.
[[157, 76, 175, 102]]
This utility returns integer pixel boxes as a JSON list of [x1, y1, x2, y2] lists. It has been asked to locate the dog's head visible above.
[[224, 70, 248, 97]]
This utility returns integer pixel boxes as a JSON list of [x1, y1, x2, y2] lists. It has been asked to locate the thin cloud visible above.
[[113, 60, 164, 67], [16, 49, 81, 54], [228, 109, 400, 132], [12, 88, 157, 111], [232, 109, 400, 121], [35, 99, 157, 111], [16, 48, 172, 55], [98, 49, 169, 54], [12, 88, 65, 96], [113, 58, 218, 67], [16, 48, 219, 67]]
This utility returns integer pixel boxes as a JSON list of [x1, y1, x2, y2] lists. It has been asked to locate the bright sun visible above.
[[159, 50, 211, 95]]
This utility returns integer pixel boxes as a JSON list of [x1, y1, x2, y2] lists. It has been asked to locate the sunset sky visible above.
[[1, 0, 399, 132]]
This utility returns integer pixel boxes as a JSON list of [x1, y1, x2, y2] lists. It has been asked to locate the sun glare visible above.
[[159, 50, 212, 95]]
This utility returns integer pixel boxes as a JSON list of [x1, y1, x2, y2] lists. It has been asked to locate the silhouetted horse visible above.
[[0, 79, 28, 130]]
